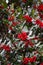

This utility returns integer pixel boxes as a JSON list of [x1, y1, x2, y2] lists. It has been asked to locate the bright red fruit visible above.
[[28, 56, 37, 63], [32, 56, 37, 62], [23, 15, 32, 22], [23, 57, 29, 64], [38, 4, 43, 11], [36, 19, 43, 28], [18, 32, 27, 41], [23, 56, 37, 64], [2, 45, 10, 52]]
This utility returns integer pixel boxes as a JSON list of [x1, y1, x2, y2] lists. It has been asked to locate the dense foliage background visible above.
[[0, 0, 43, 65]]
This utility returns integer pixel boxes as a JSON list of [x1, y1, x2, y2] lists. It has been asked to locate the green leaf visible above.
[[2, 1, 7, 8], [25, 0, 33, 7], [3, 19, 9, 24], [31, 9, 35, 17], [17, 7, 22, 12], [0, 0, 7, 8]]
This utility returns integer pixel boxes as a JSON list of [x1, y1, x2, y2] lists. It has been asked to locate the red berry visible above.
[[8, 16, 14, 21]]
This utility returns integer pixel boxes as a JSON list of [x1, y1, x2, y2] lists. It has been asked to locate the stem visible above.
[[30, 37, 43, 40]]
